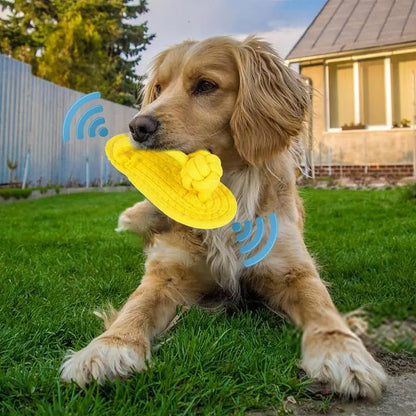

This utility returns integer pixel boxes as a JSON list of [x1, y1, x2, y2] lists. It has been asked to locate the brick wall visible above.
[[313, 164, 413, 178]]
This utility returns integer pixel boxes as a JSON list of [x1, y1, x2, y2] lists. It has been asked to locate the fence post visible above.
[[85, 156, 90, 188], [100, 155, 104, 187], [22, 147, 31, 189]]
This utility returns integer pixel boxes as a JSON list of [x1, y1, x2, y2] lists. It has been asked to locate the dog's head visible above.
[[130, 36, 309, 166]]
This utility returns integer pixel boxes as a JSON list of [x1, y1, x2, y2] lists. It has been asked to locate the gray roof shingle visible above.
[[286, 0, 416, 61]]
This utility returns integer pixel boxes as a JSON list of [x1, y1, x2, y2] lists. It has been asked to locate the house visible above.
[[286, 0, 416, 178]]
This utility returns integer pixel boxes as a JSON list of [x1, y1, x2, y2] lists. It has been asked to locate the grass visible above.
[[383, 334, 416, 355], [0, 189, 415, 415]]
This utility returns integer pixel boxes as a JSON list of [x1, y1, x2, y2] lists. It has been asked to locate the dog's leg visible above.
[[60, 248, 212, 387], [117, 199, 170, 234], [251, 262, 387, 400]]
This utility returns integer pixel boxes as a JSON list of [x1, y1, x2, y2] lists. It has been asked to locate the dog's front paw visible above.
[[302, 330, 387, 400], [60, 336, 150, 387], [115, 209, 135, 232]]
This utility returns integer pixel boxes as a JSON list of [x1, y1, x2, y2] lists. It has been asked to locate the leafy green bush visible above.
[[36, 185, 60, 194], [0, 189, 32, 200], [400, 183, 416, 202], [0, 186, 60, 200]]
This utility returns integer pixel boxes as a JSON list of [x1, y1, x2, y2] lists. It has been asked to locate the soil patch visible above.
[[288, 320, 416, 416], [363, 336, 416, 376]]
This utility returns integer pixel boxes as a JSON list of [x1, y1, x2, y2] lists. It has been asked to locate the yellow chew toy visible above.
[[105, 134, 237, 229]]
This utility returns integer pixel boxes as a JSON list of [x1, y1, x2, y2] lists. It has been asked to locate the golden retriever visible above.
[[60, 36, 386, 399]]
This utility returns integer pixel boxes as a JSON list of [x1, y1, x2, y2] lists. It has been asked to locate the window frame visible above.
[[324, 49, 416, 132]]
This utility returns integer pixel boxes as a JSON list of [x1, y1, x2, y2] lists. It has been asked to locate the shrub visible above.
[[0, 189, 32, 200], [400, 183, 416, 202], [36, 185, 60, 194], [0, 186, 60, 200]]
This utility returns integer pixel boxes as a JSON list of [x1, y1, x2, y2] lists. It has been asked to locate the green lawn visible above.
[[0, 189, 415, 415]]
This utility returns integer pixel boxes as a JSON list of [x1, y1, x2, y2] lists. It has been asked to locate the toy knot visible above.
[[180, 150, 223, 202]]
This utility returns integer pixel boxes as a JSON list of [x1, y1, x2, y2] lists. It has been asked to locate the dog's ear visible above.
[[141, 78, 157, 107], [141, 50, 169, 107], [230, 37, 310, 165]]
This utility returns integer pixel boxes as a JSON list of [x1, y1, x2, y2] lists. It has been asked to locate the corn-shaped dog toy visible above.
[[105, 134, 237, 229]]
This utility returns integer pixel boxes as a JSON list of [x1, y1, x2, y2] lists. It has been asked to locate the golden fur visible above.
[[60, 36, 387, 399]]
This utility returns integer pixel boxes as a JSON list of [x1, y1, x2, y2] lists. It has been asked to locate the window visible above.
[[391, 53, 416, 125], [359, 59, 386, 126], [328, 62, 354, 128], [326, 53, 416, 130]]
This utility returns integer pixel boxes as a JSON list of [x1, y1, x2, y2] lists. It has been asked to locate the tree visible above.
[[0, 0, 154, 106]]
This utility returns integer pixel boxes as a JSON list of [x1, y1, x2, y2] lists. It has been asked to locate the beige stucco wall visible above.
[[300, 64, 415, 166], [314, 129, 415, 165]]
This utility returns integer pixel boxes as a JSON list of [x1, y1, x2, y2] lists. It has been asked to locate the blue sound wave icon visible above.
[[232, 213, 278, 267], [62, 91, 109, 142]]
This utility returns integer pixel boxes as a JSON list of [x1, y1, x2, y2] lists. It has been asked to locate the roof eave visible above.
[[287, 41, 416, 64], [284, 0, 330, 61]]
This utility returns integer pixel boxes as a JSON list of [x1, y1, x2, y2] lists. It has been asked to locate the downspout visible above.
[[301, 75, 314, 179], [412, 70, 416, 177]]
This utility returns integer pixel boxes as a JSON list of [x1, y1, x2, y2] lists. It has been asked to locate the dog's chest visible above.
[[202, 168, 262, 292]]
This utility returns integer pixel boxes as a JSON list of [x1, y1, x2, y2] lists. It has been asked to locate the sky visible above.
[[135, 0, 327, 74]]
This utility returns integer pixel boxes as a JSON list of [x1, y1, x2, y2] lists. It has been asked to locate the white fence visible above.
[[0, 54, 137, 187]]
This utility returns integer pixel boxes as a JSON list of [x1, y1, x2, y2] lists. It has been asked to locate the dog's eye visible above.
[[155, 84, 162, 97], [193, 80, 218, 95]]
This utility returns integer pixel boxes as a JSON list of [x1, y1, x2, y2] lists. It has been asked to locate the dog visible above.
[[60, 36, 387, 399]]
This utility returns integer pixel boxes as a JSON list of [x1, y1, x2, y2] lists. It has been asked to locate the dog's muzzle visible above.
[[129, 115, 160, 144]]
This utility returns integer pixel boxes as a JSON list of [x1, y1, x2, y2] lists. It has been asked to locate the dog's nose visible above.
[[129, 115, 160, 143]]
